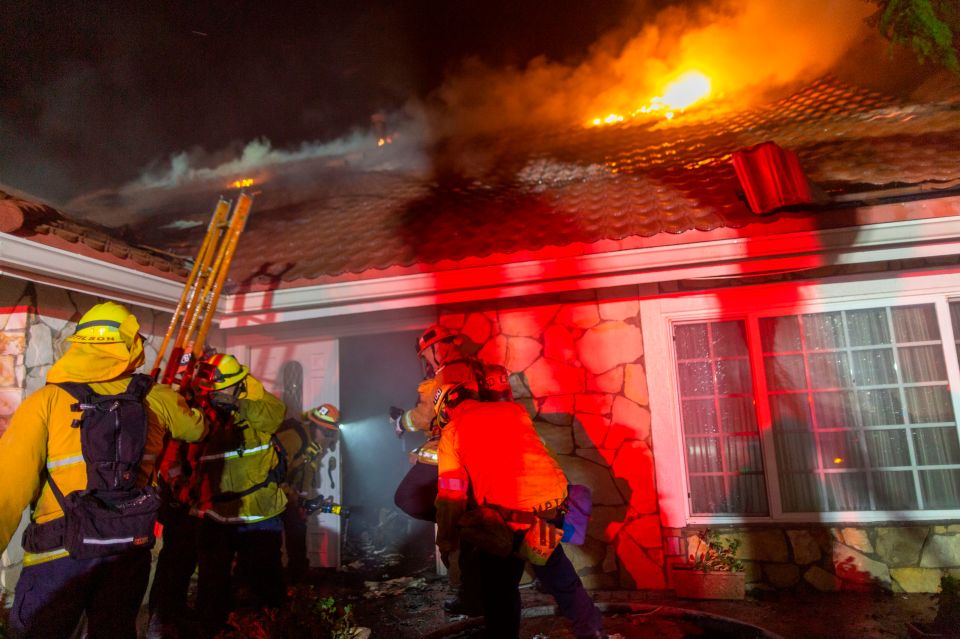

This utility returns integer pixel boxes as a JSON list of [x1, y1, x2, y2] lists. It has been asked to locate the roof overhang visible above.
[[4, 196, 960, 326]]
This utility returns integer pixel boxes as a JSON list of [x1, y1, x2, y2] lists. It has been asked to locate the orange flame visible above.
[[589, 70, 712, 127], [231, 178, 254, 188]]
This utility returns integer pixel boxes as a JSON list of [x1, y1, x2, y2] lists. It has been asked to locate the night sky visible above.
[[0, 1, 641, 204]]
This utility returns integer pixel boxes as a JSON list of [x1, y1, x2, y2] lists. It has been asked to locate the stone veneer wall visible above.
[[439, 291, 960, 594], [668, 524, 960, 594], [0, 279, 174, 593], [438, 292, 663, 589]]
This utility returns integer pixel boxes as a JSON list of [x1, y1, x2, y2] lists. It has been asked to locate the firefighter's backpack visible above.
[[23, 374, 162, 559]]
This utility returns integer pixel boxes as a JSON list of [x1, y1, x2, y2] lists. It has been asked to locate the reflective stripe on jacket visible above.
[[0, 379, 206, 562], [191, 376, 288, 524]]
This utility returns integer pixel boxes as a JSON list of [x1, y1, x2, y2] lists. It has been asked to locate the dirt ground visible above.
[[325, 567, 939, 639]]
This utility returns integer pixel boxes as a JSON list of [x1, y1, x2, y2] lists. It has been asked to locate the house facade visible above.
[[3, 76, 960, 594]]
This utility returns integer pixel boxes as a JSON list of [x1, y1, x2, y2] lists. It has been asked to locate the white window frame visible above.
[[643, 271, 960, 528]]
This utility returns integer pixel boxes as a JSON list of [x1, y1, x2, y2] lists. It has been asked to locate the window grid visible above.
[[676, 321, 767, 516], [761, 305, 958, 514]]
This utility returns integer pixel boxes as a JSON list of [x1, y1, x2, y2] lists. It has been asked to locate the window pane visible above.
[[919, 469, 960, 509], [913, 427, 960, 465], [851, 348, 896, 385], [847, 308, 891, 346], [899, 345, 948, 383], [812, 391, 857, 428], [681, 399, 717, 434], [675, 324, 709, 359], [719, 397, 755, 433], [713, 321, 747, 357], [873, 471, 919, 510], [716, 358, 752, 394], [675, 320, 767, 516], [678, 361, 714, 395], [857, 389, 903, 426], [808, 352, 851, 388], [761, 303, 960, 514], [765, 355, 807, 390], [819, 431, 864, 468], [803, 312, 845, 350], [906, 387, 955, 424], [686, 437, 720, 472], [779, 473, 822, 512], [892, 305, 941, 342], [760, 315, 802, 353], [951, 302, 960, 363], [865, 430, 911, 467], [824, 473, 870, 510]]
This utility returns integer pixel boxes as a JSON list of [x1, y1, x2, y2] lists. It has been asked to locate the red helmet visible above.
[[480, 364, 513, 402], [417, 324, 459, 355]]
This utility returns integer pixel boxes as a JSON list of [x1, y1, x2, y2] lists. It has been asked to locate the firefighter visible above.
[[391, 323, 482, 522], [189, 353, 287, 638], [0, 301, 207, 639], [434, 381, 604, 639], [276, 403, 340, 583]]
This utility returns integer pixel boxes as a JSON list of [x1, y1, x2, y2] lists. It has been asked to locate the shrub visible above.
[[689, 529, 743, 573]]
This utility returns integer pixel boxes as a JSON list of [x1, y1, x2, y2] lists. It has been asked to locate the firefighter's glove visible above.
[[304, 442, 323, 461], [389, 406, 405, 437]]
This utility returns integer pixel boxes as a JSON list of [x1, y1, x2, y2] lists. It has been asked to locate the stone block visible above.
[[611, 395, 650, 443], [565, 537, 607, 573], [555, 303, 600, 330], [617, 534, 666, 589], [588, 505, 627, 543], [920, 534, 960, 568], [0, 332, 25, 356], [577, 448, 612, 467], [525, 357, 586, 396], [804, 565, 842, 592], [478, 334, 508, 365], [575, 393, 613, 415], [460, 312, 493, 348], [539, 395, 575, 422], [576, 321, 643, 374], [840, 527, 873, 553], [875, 527, 927, 567], [764, 563, 801, 588], [621, 515, 662, 550], [588, 367, 623, 393], [624, 363, 649, 406], [0, 355, 15, 387], [0, 389, 23, 418], [498, 306, 560, 337], [534, 420, 574, 455], [833, 545, 891, 588], [560, 456, 622, 506], [891, 567, 944, 593], [573, 413, 608, 449], [611, 441, 658, 513], [24, 366, 50, 396], [505, 336, 542, 372], [0, 280, 29, 309], [730, 530, 789, 562], [543, 325, 577, 363], [787, 530, 822, 565], [598, 298, 640, 322]]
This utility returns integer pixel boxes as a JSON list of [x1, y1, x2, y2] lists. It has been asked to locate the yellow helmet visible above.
[[194, 353, 249, 391], [432, 381, 478, 426], [305, 403, 340, 429], [68, 301, 134, 344]]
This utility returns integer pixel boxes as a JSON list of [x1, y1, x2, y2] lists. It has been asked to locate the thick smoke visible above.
[[427, 0, 876, 136], [69, 0, 884, 221]]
